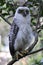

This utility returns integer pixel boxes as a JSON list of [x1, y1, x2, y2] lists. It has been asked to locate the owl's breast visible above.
[[20, 24, 35, 50]]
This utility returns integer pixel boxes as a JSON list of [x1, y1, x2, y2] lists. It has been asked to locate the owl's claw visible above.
[[16, 53, 19, 60], [16, 50, 28, 60], [16, 51, 23, 60], [21, 50, 28, 54], [18, 52, 23, 56]]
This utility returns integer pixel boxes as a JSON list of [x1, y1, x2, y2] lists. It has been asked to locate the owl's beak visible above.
[[23, 12, 27, 17]]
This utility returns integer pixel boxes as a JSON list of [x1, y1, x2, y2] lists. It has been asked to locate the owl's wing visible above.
[[27, 31, 38, 52], [9, 19, 19, 58]]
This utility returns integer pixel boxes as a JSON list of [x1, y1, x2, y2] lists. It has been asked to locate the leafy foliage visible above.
[[0, 0, 43, 28], [0, 0, 43, 16]]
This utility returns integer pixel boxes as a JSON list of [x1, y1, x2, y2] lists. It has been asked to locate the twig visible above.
[[7, 48, 43, 65], [0, 15, 11, 26], [23, 1, 33, 6], [6, 15, 14, 19]]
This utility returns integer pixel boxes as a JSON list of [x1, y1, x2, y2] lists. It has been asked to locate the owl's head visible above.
[[14, 7, 31, 20]]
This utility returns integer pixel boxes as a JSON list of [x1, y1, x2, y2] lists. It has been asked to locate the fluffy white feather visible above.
[[13, 7, 35, 51]]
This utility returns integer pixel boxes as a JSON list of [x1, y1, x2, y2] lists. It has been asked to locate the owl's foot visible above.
[[16, 53, 19, 60], [21, 50, 28, 54], [18, 52, 23, 56], [16, 51, 23, 60]]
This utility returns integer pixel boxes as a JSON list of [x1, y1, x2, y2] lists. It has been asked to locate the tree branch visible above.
[[6, 15, 14, 19], [7, 48, 43, 65], [23, 1, 33, 6], [0, 15, 11, 26]]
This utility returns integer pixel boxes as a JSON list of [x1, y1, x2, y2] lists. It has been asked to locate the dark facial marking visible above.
[[18, 9, 24, 13], [18, 9, 29, 17], [26, 10, 29, 14]]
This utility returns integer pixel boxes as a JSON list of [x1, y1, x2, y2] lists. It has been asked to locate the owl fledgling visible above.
[[9, 7, 36, 59]]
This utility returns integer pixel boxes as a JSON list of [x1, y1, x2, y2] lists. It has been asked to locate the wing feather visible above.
[[9, 19, 19, 57]]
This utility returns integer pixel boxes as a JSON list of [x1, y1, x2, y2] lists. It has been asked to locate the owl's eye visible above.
[[18, 9, 24, 13], [26, 10, 29, 14]]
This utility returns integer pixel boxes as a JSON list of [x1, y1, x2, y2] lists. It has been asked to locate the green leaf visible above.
[[0, 0, 5, 5]]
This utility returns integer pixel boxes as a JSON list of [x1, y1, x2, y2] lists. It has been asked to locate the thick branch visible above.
[[7, 48, 43, 65]]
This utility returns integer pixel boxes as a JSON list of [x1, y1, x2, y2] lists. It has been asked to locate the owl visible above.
[[9, 7, 37, 60]]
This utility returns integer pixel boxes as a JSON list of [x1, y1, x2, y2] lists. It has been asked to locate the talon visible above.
[[16, 51, 23, 60], [18, 52, 23, 56], [21, 50, 28, 54], [16, 53, 19, 60]]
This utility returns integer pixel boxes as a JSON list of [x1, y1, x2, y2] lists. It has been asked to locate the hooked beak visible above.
[[23, 12, 27, 17]]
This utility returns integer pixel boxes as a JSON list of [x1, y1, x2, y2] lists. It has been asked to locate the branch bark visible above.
[[7, 48, 43, 65], [0, 15, 11, 26]]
